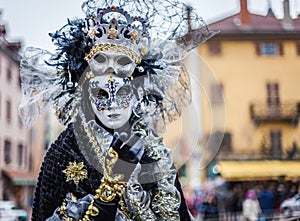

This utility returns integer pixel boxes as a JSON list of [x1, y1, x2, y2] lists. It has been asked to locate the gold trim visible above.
[[94, 147, 126, 202], [81, 121, 105, 167], [105, 147, 118, 176], [84, 43, 141, 64]]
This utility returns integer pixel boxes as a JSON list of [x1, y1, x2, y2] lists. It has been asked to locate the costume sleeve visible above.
[[32, 146, 68, 220], [122, 137, 192, 221], [123, 167, 192, 221], [32, 127, 74, 221]]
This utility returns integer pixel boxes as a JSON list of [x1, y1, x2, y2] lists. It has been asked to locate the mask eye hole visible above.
[[116, 85, 131, 97], [90, 88, 109, 99], [94, 54, 106, 63], [117, 56, 133, 66]]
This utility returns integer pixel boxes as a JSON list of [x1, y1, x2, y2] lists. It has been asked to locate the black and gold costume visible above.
[[32, 123, 192, 221]]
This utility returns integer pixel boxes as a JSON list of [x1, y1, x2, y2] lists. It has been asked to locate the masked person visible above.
[[18, 0, 216, 220]]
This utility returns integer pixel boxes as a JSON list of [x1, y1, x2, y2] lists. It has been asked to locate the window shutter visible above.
[[278, 42, 284, 55], [255, 42, 262, 55]]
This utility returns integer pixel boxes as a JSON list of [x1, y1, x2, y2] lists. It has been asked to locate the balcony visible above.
[[250, 101, 300, 126]]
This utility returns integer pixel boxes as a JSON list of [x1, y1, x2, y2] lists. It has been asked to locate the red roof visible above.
[[208, 12, 300, 34]]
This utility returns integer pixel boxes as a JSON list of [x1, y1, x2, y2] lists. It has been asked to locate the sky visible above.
[[1, 0, 300, 53]]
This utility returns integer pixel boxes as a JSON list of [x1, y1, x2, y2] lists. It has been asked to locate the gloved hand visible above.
[[46, 193, 119, 221], [46, 193, 93, 221], [106, 132, 144, 182]]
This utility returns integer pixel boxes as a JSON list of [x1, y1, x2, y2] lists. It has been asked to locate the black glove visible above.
[[107, 132, 144, 182], [46, 193, 119, 221]]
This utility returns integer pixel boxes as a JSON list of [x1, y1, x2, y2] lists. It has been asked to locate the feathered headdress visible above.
[[18, 0, 217, 131]]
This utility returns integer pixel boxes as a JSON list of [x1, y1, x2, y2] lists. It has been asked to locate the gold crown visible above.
[[84, 6, 150, 64]]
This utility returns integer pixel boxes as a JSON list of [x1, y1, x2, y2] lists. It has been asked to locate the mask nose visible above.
[[104, 58, 116, 75], [105, 67, 115, 75], [109, 100, 118, 109]]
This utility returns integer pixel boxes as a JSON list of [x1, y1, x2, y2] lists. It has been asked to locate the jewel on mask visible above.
[[137, 66, 144, 72], [108, 26, 118, 39], [105, 76, 119, 102]]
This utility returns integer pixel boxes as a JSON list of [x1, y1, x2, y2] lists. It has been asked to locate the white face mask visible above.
[[88, 51, 136, 78], [88, 75, 134, 129]]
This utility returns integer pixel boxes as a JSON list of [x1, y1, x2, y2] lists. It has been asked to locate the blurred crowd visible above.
[[183, 178, 300, 221]]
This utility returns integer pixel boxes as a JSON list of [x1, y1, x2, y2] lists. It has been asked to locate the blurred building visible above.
[[199, 0, 300, 182], [0, 21, 46, 213]]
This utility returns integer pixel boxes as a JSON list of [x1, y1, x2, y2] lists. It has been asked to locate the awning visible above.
[[2, 168, 37, 186], [218, 160, 300, 181]]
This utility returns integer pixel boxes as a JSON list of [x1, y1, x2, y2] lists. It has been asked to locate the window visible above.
[[222, 132, 232, 152], [207, 131, 227, 152], [4, 140, 11, 164], [267, 82, 280, 116], [208, 41, 221, 55], [6, 100, 11, 123], [18, 144, 23, 166], [7, 67, 12, 81], [255, 42, 283, 56], [267, 82, 280, 105], [262, 43, 276, 55], [216, 132, 232, 153], [270, 130, 282, 159], [211, 83, 224, 105]]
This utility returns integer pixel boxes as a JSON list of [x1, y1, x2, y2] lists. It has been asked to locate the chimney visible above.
[[239, 0, 251, 26], [266, 0, 275, 17], [282, 0, 293, 30]]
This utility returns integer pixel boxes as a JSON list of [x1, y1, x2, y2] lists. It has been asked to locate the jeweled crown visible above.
[[84, 6, 150, 64]]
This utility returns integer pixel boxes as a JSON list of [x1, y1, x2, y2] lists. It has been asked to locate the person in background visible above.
[[201, 191, 219, 221], [258, 183, 275, 221], [243, 189, 261, 221], [226, 183, 243, 221], [184, 186, 198, 218], [288, 184, 298, 198], [275, 183, 287, 212]]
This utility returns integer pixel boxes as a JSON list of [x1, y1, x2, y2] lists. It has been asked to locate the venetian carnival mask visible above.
[[18, 0, 217, 130], [88, 75, 134, 129], [88, 51, 137, 78]]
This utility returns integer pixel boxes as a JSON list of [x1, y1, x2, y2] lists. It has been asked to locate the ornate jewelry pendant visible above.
[[97, 182, 117, 202], [63, 162, 88, 185]]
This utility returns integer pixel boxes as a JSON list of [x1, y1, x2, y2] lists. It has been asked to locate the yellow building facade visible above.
[[199, 0, 300, 181]]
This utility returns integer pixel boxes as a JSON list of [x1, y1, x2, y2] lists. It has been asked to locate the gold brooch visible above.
[[63, 162, 88, 185]]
